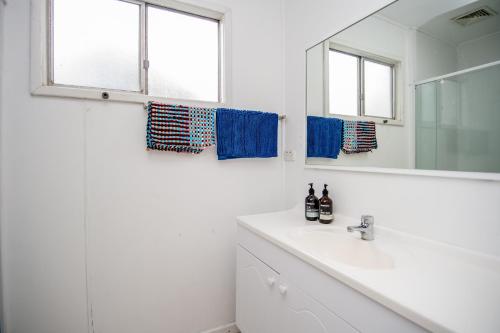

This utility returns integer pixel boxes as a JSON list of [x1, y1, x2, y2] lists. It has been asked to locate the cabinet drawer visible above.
[[279, 279, 358, 333], [236, 246, 280, 333]]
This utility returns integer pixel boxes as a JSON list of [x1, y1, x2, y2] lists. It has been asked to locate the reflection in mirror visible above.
[[306, 0, 500, 174]]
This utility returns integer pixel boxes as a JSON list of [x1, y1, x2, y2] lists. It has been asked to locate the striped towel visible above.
[[146, 102, 216, 154], [342, 120, 377, 154]]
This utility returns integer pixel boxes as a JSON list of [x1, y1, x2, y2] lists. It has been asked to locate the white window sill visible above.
[[323, 113, 404, 126], [31, 84, 228, 108]]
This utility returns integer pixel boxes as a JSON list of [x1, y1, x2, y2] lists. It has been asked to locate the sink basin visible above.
[[288, 227, 395, 270]]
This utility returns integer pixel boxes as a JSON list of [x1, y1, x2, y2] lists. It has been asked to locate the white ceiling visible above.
[[380, 0, 477, 28], [418, 0, 500, 45], [380, 0, 500, 45]]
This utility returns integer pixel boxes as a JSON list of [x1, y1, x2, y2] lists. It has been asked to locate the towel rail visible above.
[[143, 104, 286, 120]]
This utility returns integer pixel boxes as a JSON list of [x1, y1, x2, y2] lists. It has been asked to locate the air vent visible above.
[[452, 6, 497, 26]]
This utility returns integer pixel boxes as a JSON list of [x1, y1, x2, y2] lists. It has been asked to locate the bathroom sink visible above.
[[288, 227, 394, 270]]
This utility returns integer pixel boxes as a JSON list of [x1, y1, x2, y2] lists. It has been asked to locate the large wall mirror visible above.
[[306, 0, 500, 179]]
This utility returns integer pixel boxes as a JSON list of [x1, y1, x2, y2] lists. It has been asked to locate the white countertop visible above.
[[237, 208, 500, 333]]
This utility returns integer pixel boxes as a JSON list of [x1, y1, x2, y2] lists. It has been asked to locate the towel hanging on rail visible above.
[[146, 102, 216, 154], [216, 108, 278, 160]]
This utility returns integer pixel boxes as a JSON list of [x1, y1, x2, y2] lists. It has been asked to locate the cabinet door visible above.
[[278, 279, 358, 333], [236, 246, 280, 333]]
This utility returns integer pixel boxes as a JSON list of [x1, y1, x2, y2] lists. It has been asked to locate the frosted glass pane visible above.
[[439, 79, 459, 127], [446, 64, 500, 173], [415, 82, 437, 170], [418, 83, 437, 123], [53, 0, 140, 91], [148, 7, 219, 102], [329, 51, 358, 116], [364, 60, 393, 118]]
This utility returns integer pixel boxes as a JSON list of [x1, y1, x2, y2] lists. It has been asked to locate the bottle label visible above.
[[320, 204, 333, 220], [319, 213, 333, 220], [306, 211, 319, 218], [306, 202, 319, 218]]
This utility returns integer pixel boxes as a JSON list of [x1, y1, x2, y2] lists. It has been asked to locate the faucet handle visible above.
[[361, 215, 374, 225]]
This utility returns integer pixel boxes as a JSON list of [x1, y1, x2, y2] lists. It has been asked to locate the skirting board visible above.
[[200, 323, 240, 333]]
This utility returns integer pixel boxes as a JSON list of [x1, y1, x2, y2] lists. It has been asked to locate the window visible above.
[[328, 48, 396, 120], [147, 6, 219, 101], [35, 0, 226, 104], [52, 0, 141, 92]]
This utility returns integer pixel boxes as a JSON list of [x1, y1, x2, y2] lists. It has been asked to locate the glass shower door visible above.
[[415, 63, 500, 173]]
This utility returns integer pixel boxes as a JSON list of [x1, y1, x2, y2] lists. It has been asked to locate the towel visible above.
[[307, 116, 343, 159], [342, 120, 377, 154], [146, 102, 215, 154], [216, 108, 278, 160]]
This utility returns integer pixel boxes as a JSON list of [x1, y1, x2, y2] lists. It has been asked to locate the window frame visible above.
[[31, 0, 231, 107], [324, 41, 403, 125]]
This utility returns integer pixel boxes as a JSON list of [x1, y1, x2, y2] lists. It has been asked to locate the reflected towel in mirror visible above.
[[307, 116, 343, 159], [342, 120, 377, 154]]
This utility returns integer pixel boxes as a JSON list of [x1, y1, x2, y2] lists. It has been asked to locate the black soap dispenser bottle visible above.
[[305, 183, 319, 221], [319, 184, 333, 224]]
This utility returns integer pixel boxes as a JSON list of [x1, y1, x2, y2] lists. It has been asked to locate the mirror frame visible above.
[[304, 0, 500, 182]]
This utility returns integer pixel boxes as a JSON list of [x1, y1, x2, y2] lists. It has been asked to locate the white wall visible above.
[[415, 31, 458, 82], [0, 0, 285, 333], [0, 1, 5, 331], [415, 30, 500, 81], [306, 45, 324, 117], [457, 31, 500, 70], [284, 0, 500, 257]]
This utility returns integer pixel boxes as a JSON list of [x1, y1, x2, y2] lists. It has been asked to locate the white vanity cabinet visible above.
[[236, 246, 356, 333], [236, 225, 428, 333]]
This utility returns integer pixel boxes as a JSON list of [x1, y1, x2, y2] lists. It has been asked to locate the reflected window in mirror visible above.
[[364, 59, 394, 118], [327, 46, 397, 121], [329, 50, 359, 117]]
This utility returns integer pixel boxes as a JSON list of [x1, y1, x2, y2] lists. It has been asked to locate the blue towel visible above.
[[216, 108, 278, 160], [307, 116, 343, 159]]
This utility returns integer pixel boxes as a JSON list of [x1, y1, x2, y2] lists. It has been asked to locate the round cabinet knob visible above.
[[267, 277, 276, 287], [278, 285, 288, 295]]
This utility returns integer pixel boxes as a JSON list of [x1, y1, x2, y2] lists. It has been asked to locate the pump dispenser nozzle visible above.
[[323, 184, 328, 196], [308, 183, 314, 195]]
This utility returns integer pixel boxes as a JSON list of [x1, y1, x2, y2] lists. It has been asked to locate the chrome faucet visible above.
[[347, 215, 374, 241]]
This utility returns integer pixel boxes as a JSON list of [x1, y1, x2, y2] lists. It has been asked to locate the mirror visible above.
[[306, 0, 500, 175]]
